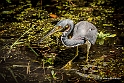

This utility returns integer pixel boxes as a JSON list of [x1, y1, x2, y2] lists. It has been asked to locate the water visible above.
[[0, 0, 124, 83]]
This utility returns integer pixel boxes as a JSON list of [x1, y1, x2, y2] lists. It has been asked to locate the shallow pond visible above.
[[0, 1, 124, 83]]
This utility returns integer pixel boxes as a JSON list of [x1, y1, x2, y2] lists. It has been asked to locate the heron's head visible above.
[[39, 19, 73, 43]]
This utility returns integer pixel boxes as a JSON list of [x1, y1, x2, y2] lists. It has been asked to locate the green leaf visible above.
[[14, 42, 24, 45], [6, 0, 11, 3], [51, 70, 54, 75], [107, 34, 116, 37], [98, 31, 116, 39], [99, 39, 104, 45]]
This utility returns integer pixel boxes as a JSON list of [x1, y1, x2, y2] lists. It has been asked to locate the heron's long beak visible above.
[[39, 26, 62, 43]]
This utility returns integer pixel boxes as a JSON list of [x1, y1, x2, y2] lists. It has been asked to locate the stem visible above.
[[8, 25, 34, 54]]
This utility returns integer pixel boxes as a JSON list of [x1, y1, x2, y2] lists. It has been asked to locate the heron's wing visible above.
[[72, 21, 97, 44], [85, 22, 98, 44], [73, 21, 90, 39], [73, 21, 86, 35]]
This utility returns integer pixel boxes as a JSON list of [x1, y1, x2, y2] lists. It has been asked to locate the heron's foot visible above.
[[86, 54, 89, 62], [86, 58, 88, 62], [61, 60, 72, 69]]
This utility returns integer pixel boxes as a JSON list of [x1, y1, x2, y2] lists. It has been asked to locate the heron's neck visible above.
[[61, 23, 85, 47]]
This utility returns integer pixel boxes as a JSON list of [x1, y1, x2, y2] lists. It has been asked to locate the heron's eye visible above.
[[89, 28, 92, 31], [65, 26, 70, 32]]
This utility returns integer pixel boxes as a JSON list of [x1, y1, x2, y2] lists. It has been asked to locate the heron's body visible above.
[[39, 19, 98, 69], [61, 21, 97, 47]]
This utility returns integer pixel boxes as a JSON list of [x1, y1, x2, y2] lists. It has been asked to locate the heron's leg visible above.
[[71, 46, 79, 61], [61, 46, 79, 69], [85, 40, 91, 62]]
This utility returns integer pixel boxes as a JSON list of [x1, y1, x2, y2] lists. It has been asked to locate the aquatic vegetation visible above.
[[97, 31, 116, 45], [0, 0, 123, 83], [98, 31, 116, 39]]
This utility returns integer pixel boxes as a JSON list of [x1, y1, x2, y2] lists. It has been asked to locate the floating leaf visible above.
[[49, 14, 58, 18], [103, 24, 113, 26], [98, 31, 116, 39], [107, 34, 116, 37]]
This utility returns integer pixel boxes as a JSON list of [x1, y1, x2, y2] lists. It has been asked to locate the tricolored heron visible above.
[[39, 19, 98, 68]]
